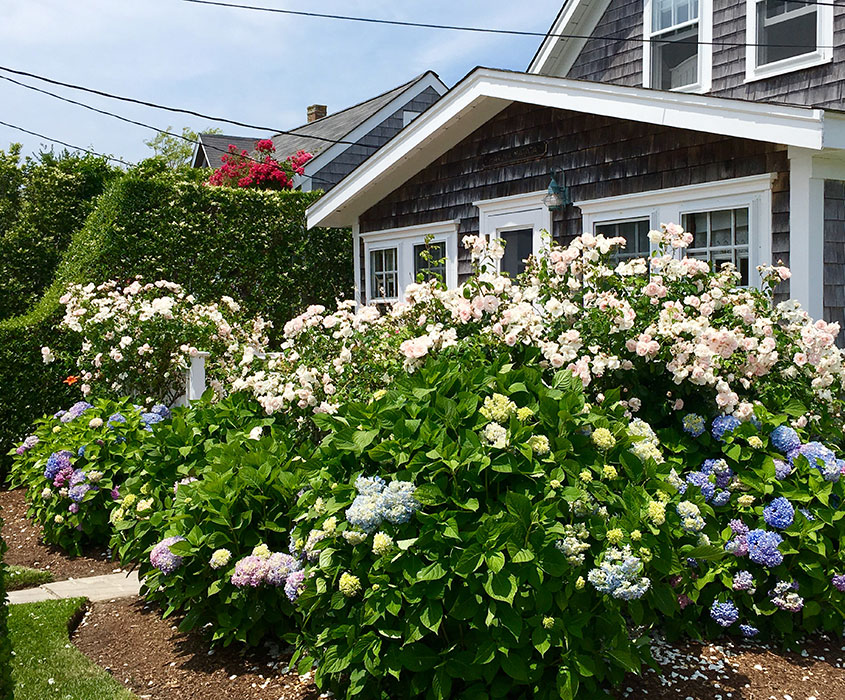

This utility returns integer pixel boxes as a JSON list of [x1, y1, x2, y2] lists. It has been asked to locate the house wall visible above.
[[561, 0, 845, 108], [310, 86, 443, 191], [824, 180, 845, 338], [358, 102, 788, 290]]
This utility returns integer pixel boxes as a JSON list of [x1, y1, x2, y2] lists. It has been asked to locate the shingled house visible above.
[[191, 72, 447, 192], [306, 0, 845, 338]]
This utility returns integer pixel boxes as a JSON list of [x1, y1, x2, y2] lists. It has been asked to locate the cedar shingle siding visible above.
[[824, 180, 845, 337], [359, 102, 788, 287], [561, 1, 845, 108]]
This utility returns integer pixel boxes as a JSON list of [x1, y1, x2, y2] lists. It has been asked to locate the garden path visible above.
[[7, 570, 140, 604]]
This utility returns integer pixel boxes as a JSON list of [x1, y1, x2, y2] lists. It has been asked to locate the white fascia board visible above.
[[307, 68, 827, 229], [303, 72, 448, 180], [529, 0, 612, 77], [821, 112, 845, 151]]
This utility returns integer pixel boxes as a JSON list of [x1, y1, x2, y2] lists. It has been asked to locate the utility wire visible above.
[[178, 0, 843, 49], [0, 64, 371, 148], [0, 119, 133, 166]]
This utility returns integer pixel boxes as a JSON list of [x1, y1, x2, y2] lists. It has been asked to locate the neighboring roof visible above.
[[528, 0, 612, 76], [272, 71, 446, 159], [193, 133, 260, 169], [307, 67, 845, 229]]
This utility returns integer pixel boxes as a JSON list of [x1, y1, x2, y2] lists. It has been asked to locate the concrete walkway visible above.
[[8, 570, 141, 604]]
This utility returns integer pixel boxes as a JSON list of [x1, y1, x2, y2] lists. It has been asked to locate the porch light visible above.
[[542, 169, 571, 211]]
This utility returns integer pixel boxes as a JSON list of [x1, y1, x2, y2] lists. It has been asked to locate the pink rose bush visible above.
[[207, 140, 312, 190], [55, 279, 270, 404]]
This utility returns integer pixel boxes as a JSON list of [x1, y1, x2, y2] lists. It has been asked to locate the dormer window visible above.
[[643, 0, 712, 92], [746, 0, 833, 80]]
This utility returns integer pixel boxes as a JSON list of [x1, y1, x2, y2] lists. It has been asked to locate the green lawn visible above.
[[6, 565, 53, 591], [10, 598, 136, 700]]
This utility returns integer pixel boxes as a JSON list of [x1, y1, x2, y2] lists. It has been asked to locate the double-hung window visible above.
[[360, 222, 459, 303], [746, 0, 833, 80], [595, 219, 652, 262], [644, 0, 712, 92], [683, 208, 751, 285]]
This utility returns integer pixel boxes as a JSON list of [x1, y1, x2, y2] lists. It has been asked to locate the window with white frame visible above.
[[361, 222, 459, 303], [475, 191, 553, 279], [746, 0, 833, 81], [595, 218, 652, 261], [644, 0, 712, 92], [576, 174, 774, 288]]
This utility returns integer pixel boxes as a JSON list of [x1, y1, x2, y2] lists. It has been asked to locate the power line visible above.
[[178, 0, 843, 49], [0, 64, 371, 148], [0, 119, 133, 166]]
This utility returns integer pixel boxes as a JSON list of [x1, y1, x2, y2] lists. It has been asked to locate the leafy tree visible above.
[[145, 126, 222, 168]]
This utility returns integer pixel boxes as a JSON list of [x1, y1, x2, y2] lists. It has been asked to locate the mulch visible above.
[[0, 487, 122, 580], [72, 598, 321, 700]]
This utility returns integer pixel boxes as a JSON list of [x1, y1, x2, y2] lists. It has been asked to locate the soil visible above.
[[617, 635, 845, 699], [0, 487, 122, 580], [72, 599, 321, 700]]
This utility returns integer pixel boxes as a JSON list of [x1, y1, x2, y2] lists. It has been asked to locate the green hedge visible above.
[[0, 163, 351, 478], [0, 515, 12, 700]]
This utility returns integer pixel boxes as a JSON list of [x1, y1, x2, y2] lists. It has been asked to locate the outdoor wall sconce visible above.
[[542, 169, 571, 211]]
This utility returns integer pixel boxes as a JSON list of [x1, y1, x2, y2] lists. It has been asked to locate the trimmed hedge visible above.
[[0, 163, 351, 478], [0, 515, 12, 700]]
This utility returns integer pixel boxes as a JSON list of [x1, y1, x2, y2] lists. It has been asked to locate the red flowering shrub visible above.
[[208, 140, 312, 191]]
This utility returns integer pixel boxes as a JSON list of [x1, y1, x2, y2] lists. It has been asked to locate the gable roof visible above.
[[272, 71, 446, 159], [528, 0, 613, 76], [193, 133, 260, 169], [307, 67, 845, 229]]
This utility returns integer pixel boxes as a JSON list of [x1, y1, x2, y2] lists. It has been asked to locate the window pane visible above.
[[596, 219, 651, 260], [685, 207, 751, 286], [757, 0, 817, 66], [500, 229, 534, 278], [370, 248, 398, 299], [653, 0, 699, 32], [414, 241, 447, 281], [652, 26, 699, 89], [711, 210, 732, 247]]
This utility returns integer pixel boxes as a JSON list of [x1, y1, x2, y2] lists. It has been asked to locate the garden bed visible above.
[[0, 488, 120, 581], [72, 598, 319, 700]]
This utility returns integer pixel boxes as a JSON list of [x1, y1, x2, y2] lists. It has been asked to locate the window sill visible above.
[[745, 51, 832, 83]]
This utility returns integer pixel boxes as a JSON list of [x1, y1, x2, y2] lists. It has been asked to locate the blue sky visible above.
[[0, 1, 561, 164]]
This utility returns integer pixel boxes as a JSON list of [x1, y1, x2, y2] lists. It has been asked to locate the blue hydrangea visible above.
[[763, 497, 794, 530], [682, 414, 706, 438], [774, 459, 791, 480], [711, 415, 741, 442], [346, 476, 419, 532], [44, 451, 73, 480], [77, 446, 86, 458], [746, 529, 783, 567], [354, 476, 386, 496], [150, 404, 171, 419], [69, 469, 87, 487], [790, 442, 841, 482], [686, 472, 715, 502], [710, 600, 739, 627], [376, 481, 420, 525], [61, 401, 93, 423], [107, 413, 126, 427], [740, 624, 759, 637], [770, 425, 801, 454], [346, 492, 382, 533], [140, 412, 164, 431], [798, 507, 815, 521], [711, 490, 731, 507], [587, 546, 650, 600], [68, 483, 91, 503], [732, 570, 755, 591]]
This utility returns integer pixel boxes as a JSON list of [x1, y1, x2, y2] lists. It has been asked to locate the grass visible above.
[[10, 597, 136, 700], [6, 564, 53, 591]]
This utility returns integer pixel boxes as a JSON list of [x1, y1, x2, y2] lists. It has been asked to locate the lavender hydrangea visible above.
[[740, 624, 759, 637], [711, 415, 741, 442], [107, 413, 127, 427], [832, 574, 845, 592], [746, 529, 783, 567], [68, 483, 91, 503], [285, 569, 306, 602], [770, 425, 801, 454], [763, 497, 794, 530], [710, 600, 739, 627], [774, 459, 792, 480], [770, 580, 804, 612], [44, 451, 73, 481], [729, 519, 749, 535], [150, 404, 171, 419], [732, 570, 755, 592], [725, 533, 748, 557], [712, 490, 731, 507], [150, 536, 185, 575], [140, 412, 164, 431], [265, 553, 301, 587], [61, 401, 93, 423], [686, 472, 715, 502], [231, 555, 268, 587], [15, 435, 38, 455]]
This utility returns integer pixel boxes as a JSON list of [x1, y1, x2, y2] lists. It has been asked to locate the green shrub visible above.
[[8, 398, 159, 554], [0, 514, 12, 700], [289, 354, 675, 699], [0, 164, 350, 474], [110, 392, 310, 645]]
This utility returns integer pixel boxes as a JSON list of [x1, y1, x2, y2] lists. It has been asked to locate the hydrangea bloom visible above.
[[770, 580, 804, 612], [832, 574, 845, 592], [556, 524, 590, 565], [60, 401, 93, 423], [480, 393, 516, 423], [676, 501, 705, 532], [729, 519, 749, 535], [789, 442, 841, 481], [483, 422, 509, 449], [686, 472, 715, 502], [746, 529, 783, 567], [587, 546, 650, 600], [107, 413, 127, 427], [231, 555, 268, 587], [770, 425, 801, 454], [44, 451, 73, 481], [591, 427, 616, 450], [712, 490, 731, 507], [711, 415, 741, 442], [346, 493, 382, 533], [372, 532, 394, 557], [763, 497, 794, 529], [710, 600, 739, 627], [739, 624, 759, 637], [15, 435, 39, 455], [682, 413, 705, 437], [774, 459, 791, 480], [732, 570, 755, 591], [285, 569, 306, 601], [140, 412, 164, 431], [303, 530, 326, 562], [527, 434, 550, 455], [150, 536, 185, 575], [376, 481, 420, 525], [265, 553, 301, 587], [68, 484, 91, 503], [150, 404, 172, 419], [209, 549, 231, 570], [628, 419, 663, 464], [339, 572, 362, 597]]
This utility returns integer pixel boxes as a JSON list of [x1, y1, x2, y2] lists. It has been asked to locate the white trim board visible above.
[[307, 67, 830, 229], [477, 191, 552, 277], [528, 0, 612, 77]]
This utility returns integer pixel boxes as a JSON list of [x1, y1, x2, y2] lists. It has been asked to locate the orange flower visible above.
[[63, 375, 79, 386]]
